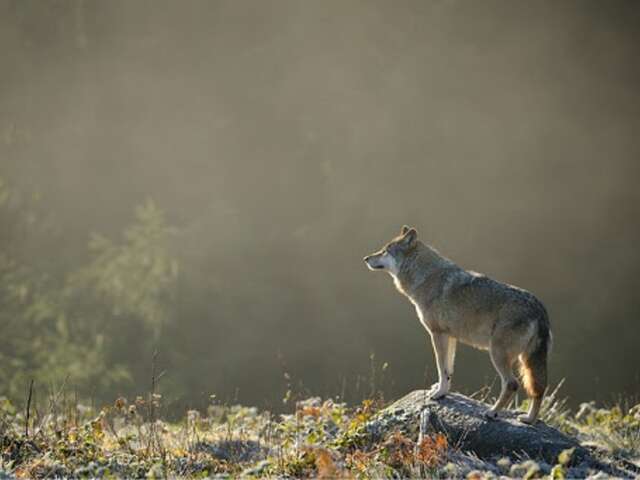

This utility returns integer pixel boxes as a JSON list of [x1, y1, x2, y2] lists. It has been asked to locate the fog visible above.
[[2, 0, 639, 411]]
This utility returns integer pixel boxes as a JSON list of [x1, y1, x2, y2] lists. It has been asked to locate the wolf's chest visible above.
[[411, 302, 436, 332]]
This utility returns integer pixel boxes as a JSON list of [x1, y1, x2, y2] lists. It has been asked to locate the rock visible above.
[[365, 390, 639, 478], [367, 391, 585, 464], [366, 390, 638, 478], [446, 450, 501, 477]]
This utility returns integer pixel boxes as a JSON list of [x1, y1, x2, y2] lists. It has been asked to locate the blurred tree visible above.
[[0, 177, 178, 403]]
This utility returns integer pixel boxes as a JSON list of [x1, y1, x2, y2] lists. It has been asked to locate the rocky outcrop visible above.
[[364, 390, 637, 477]]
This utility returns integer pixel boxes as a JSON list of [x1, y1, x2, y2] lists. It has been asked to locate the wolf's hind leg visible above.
[[518, 397, 542, 425], [517, 341, 549, 424], [485, 346, 518, 419], [428, 332, 451, 400]]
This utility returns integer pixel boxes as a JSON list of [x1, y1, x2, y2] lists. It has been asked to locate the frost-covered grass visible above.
[[0, 388, 639, 479]]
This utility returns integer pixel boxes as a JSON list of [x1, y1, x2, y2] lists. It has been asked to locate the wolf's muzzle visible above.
[[363, 256, 384, 270]]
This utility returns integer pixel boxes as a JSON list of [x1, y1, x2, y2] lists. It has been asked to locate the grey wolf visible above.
[[364, 226, 552, 424]]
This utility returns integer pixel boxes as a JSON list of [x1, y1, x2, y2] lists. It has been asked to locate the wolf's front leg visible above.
[[429, 332, 452, 400]]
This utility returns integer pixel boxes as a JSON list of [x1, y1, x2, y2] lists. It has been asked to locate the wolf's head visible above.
[[363, 225, 418, 275]]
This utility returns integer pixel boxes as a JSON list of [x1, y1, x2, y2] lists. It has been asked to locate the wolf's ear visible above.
[[401, 227, 418, 246], [401, 225, 411, 235]]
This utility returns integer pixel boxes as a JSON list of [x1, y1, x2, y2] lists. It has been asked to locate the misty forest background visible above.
[[1, 0, 639, 416]]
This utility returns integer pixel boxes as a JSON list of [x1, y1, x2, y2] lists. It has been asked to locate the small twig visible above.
[[25, 379, 34, 438], [74, 386, 79, 428], [368, 352, 376, 399]]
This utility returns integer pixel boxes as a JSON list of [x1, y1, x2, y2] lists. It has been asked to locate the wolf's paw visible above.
[[484, 409, 499, 421], [517, 414, 535, 425]]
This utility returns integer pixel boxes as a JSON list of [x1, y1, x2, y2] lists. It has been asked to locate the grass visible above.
[[0, 383, 639, 479]]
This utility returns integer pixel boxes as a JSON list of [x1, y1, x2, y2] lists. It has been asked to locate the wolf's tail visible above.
[[519, 313, 552, 399]]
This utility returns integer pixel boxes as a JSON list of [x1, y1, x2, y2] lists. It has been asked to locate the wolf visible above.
[[364, 226, 552, 424]]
